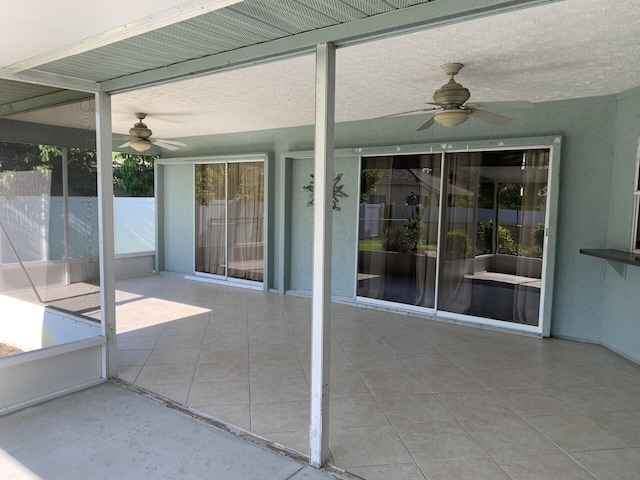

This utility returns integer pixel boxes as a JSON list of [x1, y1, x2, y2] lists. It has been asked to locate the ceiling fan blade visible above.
[[416, 115, 436, 131], [468, 100, 534, 109], [375, 108, 439, 120], [469, 109, 512, 126], [150, 138, 187, 147], [118, 141, 131, 148], [152, 140, 180, 151]]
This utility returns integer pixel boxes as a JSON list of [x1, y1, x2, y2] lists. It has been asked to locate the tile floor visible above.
[[114, 274, 640, 480]]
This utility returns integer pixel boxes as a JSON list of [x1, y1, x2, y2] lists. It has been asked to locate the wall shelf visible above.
[[580, 248, 640, 267]]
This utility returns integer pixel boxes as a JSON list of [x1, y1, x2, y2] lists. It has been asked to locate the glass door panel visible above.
[[195, 161, 264, 282], [357, 154, 440, 308], [227, 162, 264, 282], [438, 149, 549, 325], [195, 163, 226, 276]]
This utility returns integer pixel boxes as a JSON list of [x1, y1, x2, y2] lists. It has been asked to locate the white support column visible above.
[[95, 92, 117, 378], [309, 42, 336, 468]]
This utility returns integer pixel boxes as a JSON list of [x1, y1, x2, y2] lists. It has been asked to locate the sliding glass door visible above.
[[195, 161, 264, 283], [357, 154, 440, 309], [357, 147, 551, 329], [439, 149, 549, 326]]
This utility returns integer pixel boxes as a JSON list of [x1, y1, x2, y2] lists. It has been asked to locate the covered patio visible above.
[[2, 0, 640, 478]]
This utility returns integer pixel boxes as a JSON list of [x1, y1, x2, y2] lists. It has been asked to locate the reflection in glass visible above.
[[195, 162, 264, 282], [438, 149, 549, 325], [357, 154, 440, 308]]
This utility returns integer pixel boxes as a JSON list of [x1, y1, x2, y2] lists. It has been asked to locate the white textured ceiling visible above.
[[7, 0, 640, 140]]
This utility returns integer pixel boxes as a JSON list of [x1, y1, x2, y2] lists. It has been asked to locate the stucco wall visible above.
[[599, 87, 640, 361], [162, 95, 621, 349]]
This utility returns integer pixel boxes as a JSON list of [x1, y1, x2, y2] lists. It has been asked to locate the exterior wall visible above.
[[162, 94, 623, 352], [599, 87, 640, 361]]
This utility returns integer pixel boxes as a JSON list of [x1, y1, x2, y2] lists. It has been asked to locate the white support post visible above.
[[95, 92, 117, 378], [309, 42, 336, 468]]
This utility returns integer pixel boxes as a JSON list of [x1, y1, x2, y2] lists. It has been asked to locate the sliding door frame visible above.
[[349, 135, 561, 336]]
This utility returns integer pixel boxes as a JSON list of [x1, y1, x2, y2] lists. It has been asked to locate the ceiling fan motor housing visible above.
[[129, 121, 152, 139], [433, 78, 470, 108]]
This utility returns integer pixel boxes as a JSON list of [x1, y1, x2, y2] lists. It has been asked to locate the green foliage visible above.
[[360, 169, 382, 203], [476, 219, 493, 254], [531, 222, 545, 246], [113, 153, 154, 197], [445, 230, 472, 259], [195, 163, 225, 206], [497, 226, 517, 255], [382, 219, 424, 253]]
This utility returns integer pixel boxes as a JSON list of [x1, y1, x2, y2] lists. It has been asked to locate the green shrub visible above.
[[446, 230, 471, 258]]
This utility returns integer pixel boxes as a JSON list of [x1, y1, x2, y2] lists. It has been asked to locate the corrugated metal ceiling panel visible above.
[[33, 0, 435, 83], [0, 79, 63, 106]]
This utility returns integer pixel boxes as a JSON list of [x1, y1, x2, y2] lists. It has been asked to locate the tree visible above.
[[112, 153, 154, 197]]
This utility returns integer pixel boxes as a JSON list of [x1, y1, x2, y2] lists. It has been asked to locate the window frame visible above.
[[631, 136, 640, 253]]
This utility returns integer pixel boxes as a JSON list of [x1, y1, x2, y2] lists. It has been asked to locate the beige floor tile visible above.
[[460, 413, 559, 457], [434, 391, 516, 421], [116, 349, 152, 367], [330, 425, 413, 468], [197, 346, 248, 364], [135, 363, 196, 385], [146, 346, 202, 365], [329, 396, 388, 428], [116, 364, 143, 383], [347, 463, 427, 480], [547, 385, 638, 413], [589, 411, 640, 446], [413, 365, 485, 393], [359, 370, 428, 396], [251, 401, 309, 434], [376, 394, 455, 425], [116, 335, 160, 351], [250, 375, 309, 403], [467, 367, 542, 390], [417, 457, 510, 480], [328, 368, 372, 398], [396, 351, 455, 370], [395, 421, 488, 463], [494, 389, 579, 417], [496, 453, 596, 480], [193, 360, 249, 382], [187, 380, 249, 407], [154, 334, 204, 350], [528, 414, 630, 452], [524, 366, 592, 389], [565, 365, 640, 386], [571, 448, 640, 480]]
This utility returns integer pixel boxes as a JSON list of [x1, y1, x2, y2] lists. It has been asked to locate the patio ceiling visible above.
[[1, 0, 640, 140]]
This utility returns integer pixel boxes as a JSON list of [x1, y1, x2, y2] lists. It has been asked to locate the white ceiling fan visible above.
[[379, 63, 534, 130], [118, 113, 187, 152]]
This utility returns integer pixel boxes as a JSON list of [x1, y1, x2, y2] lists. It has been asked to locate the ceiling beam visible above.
[[0, 90, 92, 116], [0, 68, 99, 93], [99, 0, 562, 93]]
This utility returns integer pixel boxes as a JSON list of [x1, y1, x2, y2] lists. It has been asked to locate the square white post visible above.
[[95, 92, 117, 378], [309, 42, 336, 468]]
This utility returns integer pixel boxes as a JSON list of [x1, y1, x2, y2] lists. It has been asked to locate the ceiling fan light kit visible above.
[[376, 63, 533, 131], [129, 139, 152, 152], [433, 109, 469, 128]]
